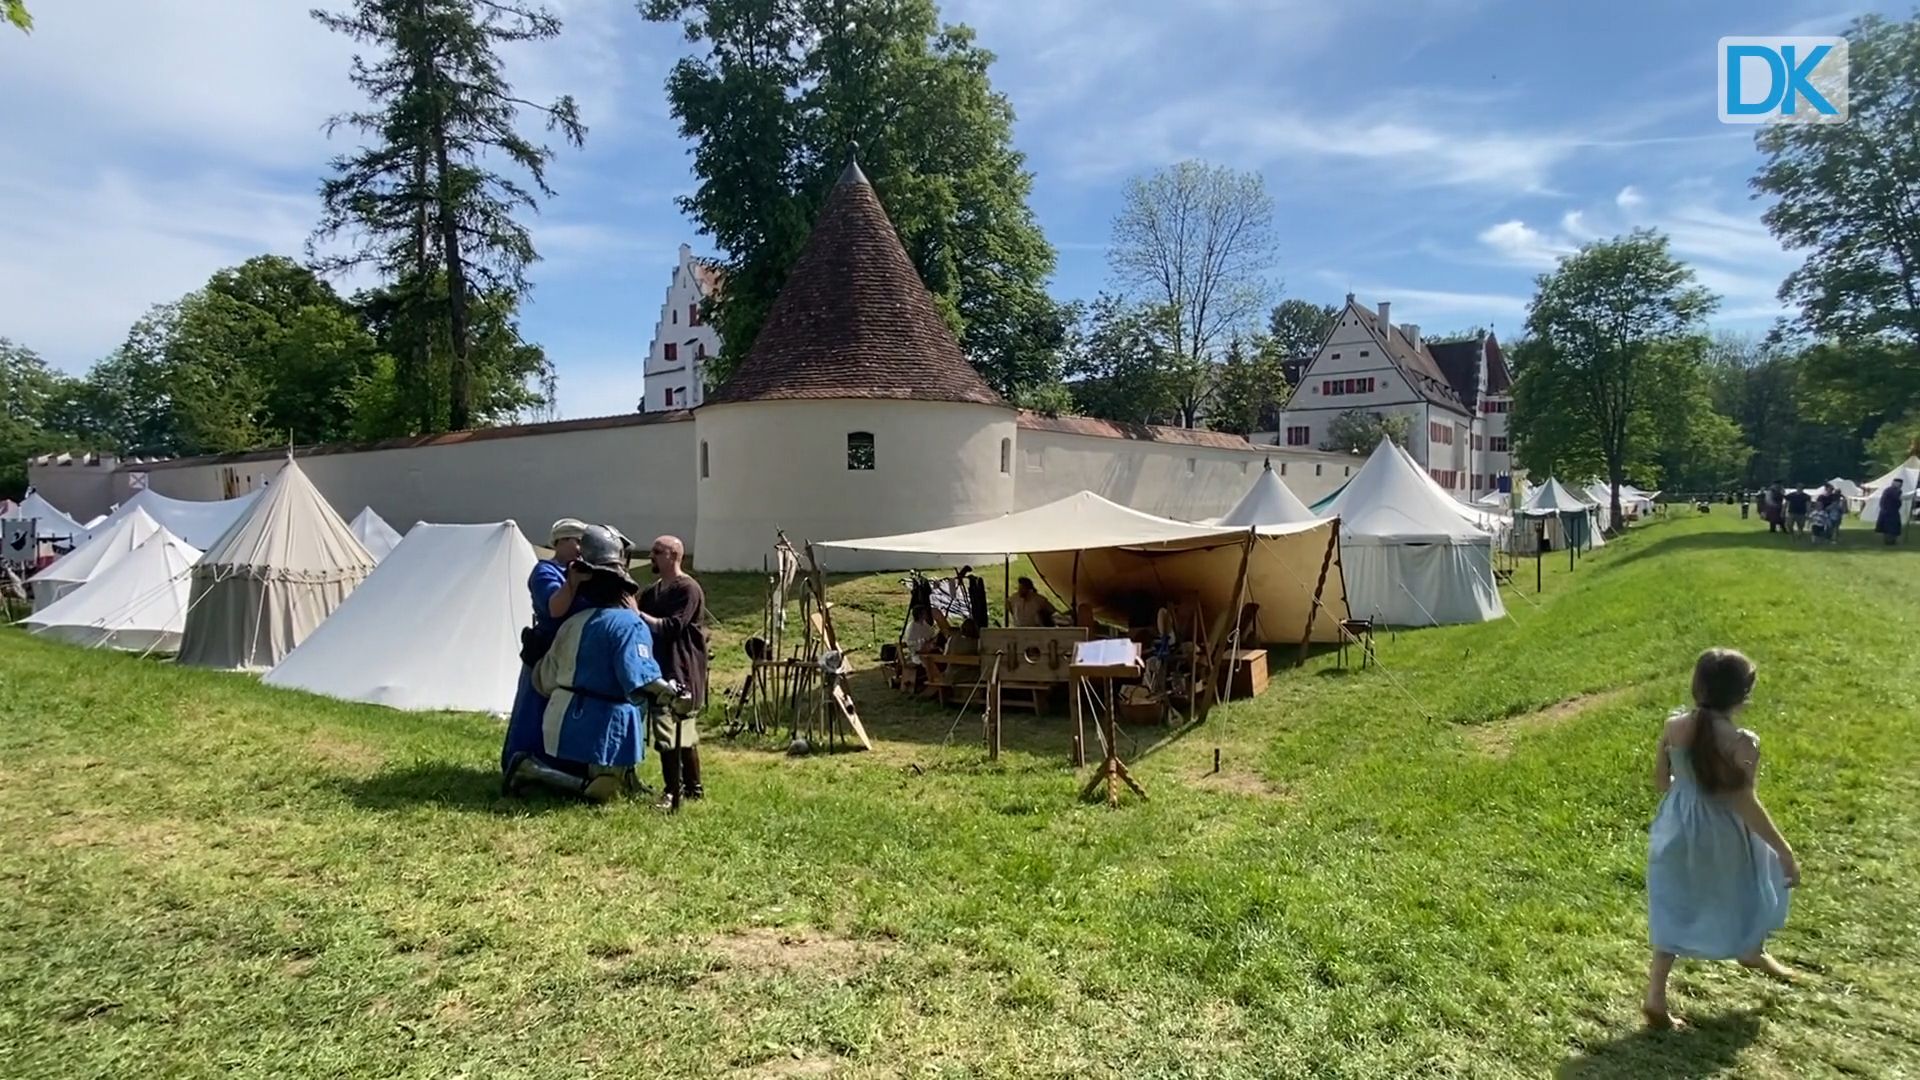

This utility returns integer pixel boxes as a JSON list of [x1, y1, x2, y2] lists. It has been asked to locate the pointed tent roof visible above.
[[101, 487, 260, 550], [264, 522, 538, 714], [13, 491, 91, 543], [706, 158, 1006, 408], [31, 506, 164, 610], [1521, 477, 1593, 515], [1866, 455, 1920, 492], [350, 507, 403, 562], [1320, 439, 1492, 545], [24, 527, 201, 652], [1217, 459, 1316, 527], [197, 459, 375, 578]]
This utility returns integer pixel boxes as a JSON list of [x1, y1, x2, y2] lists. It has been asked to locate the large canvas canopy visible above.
[[1319, 439, 1504, 626], [102, 488, 261, 550], [1216, 459, 1316, 527], [349, 507, 403, 562], [817, 491, 1351, 645], [30, 506, 163, 612], [23, 527, 201, 653], [265, 522, 537, 714], [178, 459, 376, 671]]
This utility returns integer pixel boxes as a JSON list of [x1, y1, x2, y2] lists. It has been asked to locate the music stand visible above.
[[1070, 638, 1146, 806]]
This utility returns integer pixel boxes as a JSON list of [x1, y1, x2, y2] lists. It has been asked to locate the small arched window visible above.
[[1315, 464, 1323, 476], [700, 441, 710, 479], [847, 431, 875, 471], [999, 438, 1011, 474]]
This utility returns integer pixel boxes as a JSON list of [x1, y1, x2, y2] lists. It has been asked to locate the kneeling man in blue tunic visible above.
[[505, 524, 696, 802]]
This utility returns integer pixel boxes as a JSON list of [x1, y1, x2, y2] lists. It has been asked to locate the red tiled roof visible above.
[[137, 411, 693, 471], [705, 161, 1006, 408], [1016, 411, 1260, 450]]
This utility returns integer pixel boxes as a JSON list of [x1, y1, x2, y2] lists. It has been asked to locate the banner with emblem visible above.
[[2, 519, 38, 566]]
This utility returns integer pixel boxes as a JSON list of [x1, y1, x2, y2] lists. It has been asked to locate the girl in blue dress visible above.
[[1644, 648, 1801, 1028]]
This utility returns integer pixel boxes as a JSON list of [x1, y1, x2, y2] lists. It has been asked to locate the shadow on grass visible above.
[[340, 761, 590, 815], [1597, 525, 1908, 573], [1555, 1010, 1761, 1080]]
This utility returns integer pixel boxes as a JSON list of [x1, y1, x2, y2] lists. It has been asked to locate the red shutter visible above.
[[664, 342, 678, 362]]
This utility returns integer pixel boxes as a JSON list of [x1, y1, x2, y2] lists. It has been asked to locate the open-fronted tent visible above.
[[817, 490, 1350, 647], [102, 488, 261, 550], [23, 527, 201, 653], [177, 458, 376, 671], [29, 506, 164, 612], [1319, 439, 1504, 626], [1215, 459, 1317, 527], [265, 522, 536, 713], [349, 507, 403, 562], [1518, 477, 1604, 553]]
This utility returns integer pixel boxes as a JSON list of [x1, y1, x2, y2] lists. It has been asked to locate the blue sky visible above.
[[0, 0, 1889, 420]]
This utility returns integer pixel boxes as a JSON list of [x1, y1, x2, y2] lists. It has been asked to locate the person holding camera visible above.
[[499, 518, 595, 777]]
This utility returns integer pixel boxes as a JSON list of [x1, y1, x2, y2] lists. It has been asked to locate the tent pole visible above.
[[1003, 555, 1010, 626], [1070, 550, 1080, 624], [1217, 529, 1255, 704], [1297, 520, 1340, 668]]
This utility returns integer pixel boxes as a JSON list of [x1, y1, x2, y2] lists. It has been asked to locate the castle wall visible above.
[[1012, 422, 1357, 519]]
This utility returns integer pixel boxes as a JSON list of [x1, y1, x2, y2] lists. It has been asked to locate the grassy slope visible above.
[[1, 513, 1917, 1078]]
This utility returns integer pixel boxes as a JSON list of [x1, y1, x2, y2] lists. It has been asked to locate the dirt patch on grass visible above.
[[703, 927, 894, 983], [737, 1053, 846, 1078], [1466, 687, 1637, 758], [44, 814, 191, 854], [1188, 765, 1293, 801]]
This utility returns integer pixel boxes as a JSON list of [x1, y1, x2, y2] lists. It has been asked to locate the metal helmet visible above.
[[576, 524, 634, 584]]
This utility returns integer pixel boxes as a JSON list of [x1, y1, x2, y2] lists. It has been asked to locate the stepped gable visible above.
[[706, 159, 1005, 407]]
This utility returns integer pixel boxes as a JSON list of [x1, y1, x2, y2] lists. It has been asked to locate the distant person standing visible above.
[[638, 535, 708, 805], [1738, 489, 1750, 520], [1765, 483, 1787, 534], [1876, 478, 1906, 546], [1784, 487, 1811, 535], [1009, 577, 1057, 627]]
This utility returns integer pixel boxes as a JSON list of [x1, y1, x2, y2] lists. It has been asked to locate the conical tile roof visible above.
[[707, 160, 1005, 407]]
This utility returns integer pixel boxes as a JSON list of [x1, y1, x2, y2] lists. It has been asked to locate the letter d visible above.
[[1725, 45, 1785, 115]]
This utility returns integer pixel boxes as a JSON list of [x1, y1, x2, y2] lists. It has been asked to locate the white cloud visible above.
[[1615, 185, 1645, 210], [1560, 211, 1598, 241], [1477, 220, 1575, 269]]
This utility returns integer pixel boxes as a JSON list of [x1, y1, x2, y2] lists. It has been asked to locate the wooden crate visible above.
[[1228, 648, 1268, 699]]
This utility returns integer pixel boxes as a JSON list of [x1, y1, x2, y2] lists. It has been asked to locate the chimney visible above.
[[1405, 324, 1421, 352], [1377, 301, 1391, 331]]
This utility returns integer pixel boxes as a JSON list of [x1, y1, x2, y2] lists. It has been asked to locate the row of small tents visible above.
[[13, 461, 523, 714]]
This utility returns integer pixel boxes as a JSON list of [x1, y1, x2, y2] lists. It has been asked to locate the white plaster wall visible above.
[[142, 420, 699, 557], [695, 399, 1016, 571], [1011, 429, 1357, 517], [21, 461, 120, 520]]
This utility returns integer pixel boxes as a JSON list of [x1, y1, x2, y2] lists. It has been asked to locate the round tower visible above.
[[694, 159, 1016, 571]]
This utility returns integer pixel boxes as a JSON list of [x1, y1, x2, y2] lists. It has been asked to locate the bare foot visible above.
[[1739, 953, 1797, 982], [1642, 1006, 1686, 1031]]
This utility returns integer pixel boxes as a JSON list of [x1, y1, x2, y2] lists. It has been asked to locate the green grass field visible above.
[[2, 511, 1917, 1078]]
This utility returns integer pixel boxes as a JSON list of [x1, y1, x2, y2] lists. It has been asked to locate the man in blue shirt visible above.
[[500, 518, 592, 777]]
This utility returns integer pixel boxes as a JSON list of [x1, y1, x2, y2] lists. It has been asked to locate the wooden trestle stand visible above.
[[1071, 638, 1147, 807]]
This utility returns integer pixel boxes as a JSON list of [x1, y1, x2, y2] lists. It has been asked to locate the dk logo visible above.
[[1719, 37, 1849, 124]]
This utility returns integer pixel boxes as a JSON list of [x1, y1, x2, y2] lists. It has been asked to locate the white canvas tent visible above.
[[1318, 439, 1504, 626], [265, 522, 537, 713], [101, 488, 261, 550], [1519, 477, 1605, 553], [1215, 459, 1317, 527], [23, 527, 202, 653], [29, 506, 164, 612], [1859, 456, 1920, 523], [177, 458, 377, 671], [817, 491, 1351, 646], [348, 507, 403, 562], [13, 491, 91, 546]]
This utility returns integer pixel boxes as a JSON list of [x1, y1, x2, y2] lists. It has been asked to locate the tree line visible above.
[[5, 3, 1916, 510]]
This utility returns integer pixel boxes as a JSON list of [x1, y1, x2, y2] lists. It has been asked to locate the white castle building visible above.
[[1276, 296, 1513, 498], [640, 243, 724, 412]]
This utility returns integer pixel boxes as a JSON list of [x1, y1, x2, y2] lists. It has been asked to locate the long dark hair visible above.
[[1688, 648, 1757, 794]]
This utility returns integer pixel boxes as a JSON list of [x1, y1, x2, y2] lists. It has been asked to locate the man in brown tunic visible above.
[[637, 534, 708, 804]]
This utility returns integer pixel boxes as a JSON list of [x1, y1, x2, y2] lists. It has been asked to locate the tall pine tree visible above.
[[312, 0, 583, 431]]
